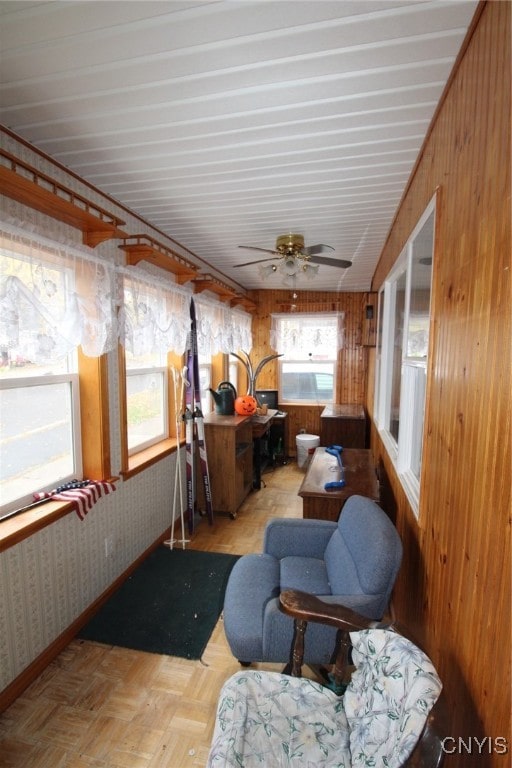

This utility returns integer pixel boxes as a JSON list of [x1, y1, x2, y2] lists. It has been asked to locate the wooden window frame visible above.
[[374, 197, 435, 517]]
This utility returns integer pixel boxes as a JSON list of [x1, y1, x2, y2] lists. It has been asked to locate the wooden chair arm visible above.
[[279, 589, 388, 682], [279, 589, 384, 632]]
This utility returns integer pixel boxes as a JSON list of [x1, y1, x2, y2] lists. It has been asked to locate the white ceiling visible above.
[[0, 0, 478, 293]]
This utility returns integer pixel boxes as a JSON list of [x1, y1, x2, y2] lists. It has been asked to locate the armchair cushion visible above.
[[280, 556, 330, 594], [324, 496, 403, 618], [264, 518, 337, 559], [223, 554, 280, 660]]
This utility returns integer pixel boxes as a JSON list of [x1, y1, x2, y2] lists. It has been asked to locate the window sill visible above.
[[0, 501, 67, 552], [0, 499, 76, 553], [121, 437, 184, 480], [0, 477, 117, 552], [0, 439, 184, 552]]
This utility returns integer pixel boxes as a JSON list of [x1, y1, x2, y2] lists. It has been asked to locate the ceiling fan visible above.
[[234, 233, 352, 271]]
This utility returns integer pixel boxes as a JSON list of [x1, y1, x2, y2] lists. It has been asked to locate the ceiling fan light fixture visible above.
[[280, 256, 299, 276], [302, 262, 319, 280], [236, 233, 343, 284], [259, 263, 278, 278], [276, 233, 305, 254]]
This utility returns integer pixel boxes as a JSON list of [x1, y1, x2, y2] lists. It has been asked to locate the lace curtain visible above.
[[0, 218, 252, 363], [195, 297, 252, 356], [0, 220, 117, 362], [118, 268, 190, 357], [116, 269, 253, 358], [270, 312, 344, 358]]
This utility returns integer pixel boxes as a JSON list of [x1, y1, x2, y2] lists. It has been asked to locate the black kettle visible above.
[[209, 381, 237, 415]]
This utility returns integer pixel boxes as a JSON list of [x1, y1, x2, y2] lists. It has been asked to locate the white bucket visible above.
[[296, 434, 320, 468]]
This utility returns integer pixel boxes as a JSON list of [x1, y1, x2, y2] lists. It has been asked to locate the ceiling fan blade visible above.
[[309, 255, 352, 268], [238, 245, 279, 255], [234, 256, 280, 267], [302, 243, 335, 256]]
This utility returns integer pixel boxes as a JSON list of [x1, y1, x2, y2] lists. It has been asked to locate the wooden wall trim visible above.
[[372, 1, 487, 289], [368, 2, 511, 761]]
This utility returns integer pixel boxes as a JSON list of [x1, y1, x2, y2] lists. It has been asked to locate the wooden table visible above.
[[298, 447, 379, 521], [320, 404, 366, 448]]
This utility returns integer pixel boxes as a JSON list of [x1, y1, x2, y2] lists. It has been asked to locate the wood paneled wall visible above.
[[369, 2, 510, 763], [247, 289, 369, 453]]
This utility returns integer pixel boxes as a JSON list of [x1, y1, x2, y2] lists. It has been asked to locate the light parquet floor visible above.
[[0, 461, 306, 768]]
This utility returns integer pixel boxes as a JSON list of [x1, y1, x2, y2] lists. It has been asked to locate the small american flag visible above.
[[33, 480, 116, 520]]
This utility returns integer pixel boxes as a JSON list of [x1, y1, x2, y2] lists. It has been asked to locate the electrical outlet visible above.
[[104, 536, 114, 558]]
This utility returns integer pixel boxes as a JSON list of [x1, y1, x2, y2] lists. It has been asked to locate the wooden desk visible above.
[[202, 414, 253, 517], [250, 411, 276, 489], [250, 410, 276, 438], [298, 447, 379, 521]]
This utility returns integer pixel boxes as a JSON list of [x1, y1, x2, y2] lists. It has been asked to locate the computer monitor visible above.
[[255, 389, 279, 409]]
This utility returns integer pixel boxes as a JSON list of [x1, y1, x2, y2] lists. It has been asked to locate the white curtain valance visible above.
[[270, 312, 344, 359], [1, 218, 253, 362], [194, 296, 252, 356], [118, 267, 191, 357], [118, 269, 253, 357], [0, 220, 117, 362]]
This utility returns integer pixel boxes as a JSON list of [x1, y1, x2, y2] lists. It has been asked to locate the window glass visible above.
[[407, 211, 434, 359], [389, 271, 406, 442], [281, 361, 334, 402], [374, 197, 435, 516], [0, 377, 79, 514], [271, 313, 342, 404], [125, 346, 168, 454], [228, 357, 238, 393], [198, 353, 212, 415], [126, 368, 167, 453]]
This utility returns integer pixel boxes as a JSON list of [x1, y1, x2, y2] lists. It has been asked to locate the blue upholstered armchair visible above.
[[223, 495, 403, 665]]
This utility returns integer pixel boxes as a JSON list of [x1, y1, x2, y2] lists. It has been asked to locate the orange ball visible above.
[[235, 395, 257, 415]]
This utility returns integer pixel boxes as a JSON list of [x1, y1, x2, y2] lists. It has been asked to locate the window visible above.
[[0, 359, 81, 516], [119, 272, 189, 466], [271, 313, 344, 404], [125, 351, 168, 454], [0, 221, 116, 517], [198, 351, 213, 416], [374, 198, 435, 515], [228, 356, 239, 394], [117, 276, 253, 473]]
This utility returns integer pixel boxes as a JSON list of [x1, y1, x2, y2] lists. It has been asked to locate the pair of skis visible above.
[[183, 298, 213, 534]]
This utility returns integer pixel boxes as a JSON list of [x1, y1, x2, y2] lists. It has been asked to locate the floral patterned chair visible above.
[[207, 591, 444, 768]]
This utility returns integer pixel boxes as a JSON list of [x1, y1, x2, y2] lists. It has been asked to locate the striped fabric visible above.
[[33, 481, 116, 520]]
